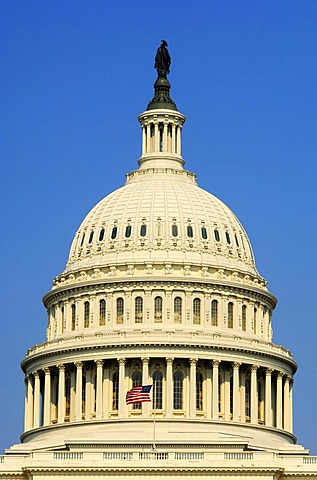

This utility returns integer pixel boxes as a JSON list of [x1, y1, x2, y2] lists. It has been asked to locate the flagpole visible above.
[[153, 381, 156, 450]]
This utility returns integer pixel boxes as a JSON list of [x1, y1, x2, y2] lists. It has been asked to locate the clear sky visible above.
[[0, 0, 316, 454]]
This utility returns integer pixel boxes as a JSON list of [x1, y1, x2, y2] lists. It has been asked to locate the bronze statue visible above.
[[154, 40, 171, 78]]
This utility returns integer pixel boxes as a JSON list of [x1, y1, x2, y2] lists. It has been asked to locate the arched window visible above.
[[140, 224, 147, 237], [153, 370, 163, 409], [65, 376, 71, 418], [193, 298, 201, 325], [187, 225, 193, 238], [71, 304, 76, 331], [116, 298, 124, 324], [132, 370, 142, 410], [84, 301, 90, 328], [173, 370, 183, 410], [80, 233, 85, 246], [125, 225, 132, 238], [99, 228, 105, 241], [112, 372, 119, 410], [99, 299, 106, 326], [211, 300, 218, 326], [174, 297, 182, 324], [214, 229, 220, 242], [196, 372, 203, 411], [135, 296, 143, 323], [254, 307, 257, 334], [201, 226, 208, 240], [234, 233, 240, 247], [172, 224, 178, 237], [61, 306, 65, 333], [225, 231, 231, 244], [228, 302, 234, 328], [82, 375, 86, 416], [88, 231, 94, 244], [242, 305, 247, 331], [111, 226, 117, 240], [154, 296, 163, 323], [245, 379, 251, 419]]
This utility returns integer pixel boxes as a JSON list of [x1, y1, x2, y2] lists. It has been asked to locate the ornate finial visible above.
[[147, 40, 177, 111]]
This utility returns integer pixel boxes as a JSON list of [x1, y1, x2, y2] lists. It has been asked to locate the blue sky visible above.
[[1, 1, 316, 453]]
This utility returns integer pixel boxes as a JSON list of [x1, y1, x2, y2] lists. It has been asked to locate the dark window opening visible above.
[[111, 226, 117, 239], [187, 225, 193, 238], [172, 224, 178, 237], [201, 227, 208, 239], [125, 225, 132, 238], [99, 228, 105, 241], [88, 231, 94, 244], [140, 224, 147, 237], [225, 232, 231, 244], [214, 229, 220, 242]]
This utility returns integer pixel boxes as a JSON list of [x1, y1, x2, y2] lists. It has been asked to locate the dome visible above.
[[66, 172, 258, 277]]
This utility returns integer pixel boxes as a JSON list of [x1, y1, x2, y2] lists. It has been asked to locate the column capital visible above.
[[117, 357, 126, 366], [212, 360, 220, 368], [233, 362, 241, 370], [266, 368, 273, 376], [285, 375, 291, 384], [166, 357, 174, 366], [57, 364, 65, 373], [190, 358, 198, 366], [75, 361, 83, 370], [141, 357, 150, 365], [277, 371, 284, 380], [33, 370, 40, 379], [251, 364, 258, 373], [44, 367, 51, 375], [95, 359, 104, 368]]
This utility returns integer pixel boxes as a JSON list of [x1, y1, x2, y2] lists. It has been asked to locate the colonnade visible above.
[[139, 113, 184, 157], [24, 356, 293, 434]]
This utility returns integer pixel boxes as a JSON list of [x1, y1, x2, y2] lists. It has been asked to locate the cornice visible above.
[[43, 277, 276, 309]]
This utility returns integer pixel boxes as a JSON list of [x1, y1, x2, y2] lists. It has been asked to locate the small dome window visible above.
[[125, 225, 132, 238], [99, 228, 105, 242], [172, 224, 178, 237], [201, 227, 208, 240], [187, 225, 193, 238], [214, 229, 220, 242], [225, 232, 231, 244], [111, 226, 118, 240], [140, 224, 147, 237], [88, 231, 94, 244], [80, 233, 85, 247], [234, 233, 239, 247]]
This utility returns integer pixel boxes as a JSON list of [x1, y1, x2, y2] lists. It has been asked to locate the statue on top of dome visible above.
[[154, 40, 171, 78]]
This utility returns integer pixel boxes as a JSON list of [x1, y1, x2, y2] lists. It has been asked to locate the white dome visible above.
[[65, 170, 258, 278]]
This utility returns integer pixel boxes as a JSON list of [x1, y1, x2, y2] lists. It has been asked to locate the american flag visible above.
[[126, 385, 152, 404]]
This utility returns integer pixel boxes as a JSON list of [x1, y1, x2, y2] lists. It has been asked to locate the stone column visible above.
[[189, 358, 197, 418], [75, 362, 83, 421], [43, 367, 51, 426], [233, 363, 240, 421], [142, 126, 146, 154], [142, 357, 150, 416], [206, 362, 212, 420], [163, 121, 168, 152], [289, 379, 293, 433], [95, 360, 103, 420], [212, 360, 220, 419], [265, 368, 272, 427], [166, 357, 174, 417], [57, 365, 65, 423], [118, 358, 126, 418], [240, 371, 246, 423], [250, 365, 258, 424], [224, 368, 230, 420], [24, 375, 33, 431], [283, 376, 290, 431], [33, 371, 41, 428], [154, 122, 159, 152], [70, 371, 76, 421], [276, 372, 283, 429], [103, 362, 109, 419], [85, 368, 92, 420]]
